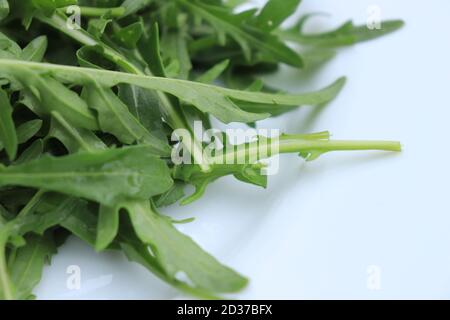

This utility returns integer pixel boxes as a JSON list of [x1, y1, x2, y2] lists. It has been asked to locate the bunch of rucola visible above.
[[0, 0, 403, 300]]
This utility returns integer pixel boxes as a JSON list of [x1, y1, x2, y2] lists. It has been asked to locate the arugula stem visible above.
[[0, 231, 14, 300], [211, 135, 402, 164], [279, 137, 402, 154], [35, 12, 210, 171], [16, 190, 45, 218], [63, 6, 126, 18]]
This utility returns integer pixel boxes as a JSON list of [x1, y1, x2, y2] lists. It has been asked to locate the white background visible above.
[[35, 0, 450, 299]]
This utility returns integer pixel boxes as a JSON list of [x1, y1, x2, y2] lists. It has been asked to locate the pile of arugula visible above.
[[0, 0, 403, 300]]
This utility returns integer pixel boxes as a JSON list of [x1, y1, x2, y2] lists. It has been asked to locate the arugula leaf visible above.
[[160, 28, 193, 79], [195, 59, 230, 84], [83, 84, 170, 154], [279, 19, 405, 47], [120, 0, 152, 17], [12, 71, 99, 131], [125, 200, 248, 294], [59, 202, 98, 247], [0, 88, 18, 161], [0, 32, 21, 59], [0, 0, 404, 300], [0, 225, 14, 300], [47, 111, 106, 153], [154, 181, 186, 208], [112, 22, 144, 49], [0, 146, 174, 206], [95, 204, 119, 251], [16, 120, 42, 144], [118, 84, 167, 142], [0, 0, 9, 22], [21, 36, 47, 62], [174, 163, 267, 205], [137, 22, 167, 78], [0, 197, 87, 299], [0, 60, 345, 124], [9, 233, 56, 300], [15, 139, 43, 165], [32, 0, 77, 10], [178, 0, 304, 68], [254, 0, 302, 32]]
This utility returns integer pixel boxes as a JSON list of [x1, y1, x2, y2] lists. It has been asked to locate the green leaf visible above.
[[16, 119, 43, 144], [120, 239, 221, 299], [87, 17, 111, 38], [254, 0, 302, 32], [174, 163, 267, 205], [0, 226, 14, 300], [95, 204, 119, 251], [0, 88, 18, 160], [126, 200, 248, 293], [118, 84, 167, 142], [31, 0, 77, 10], [12, 71, 99, 131], [47, 111, 106, 153], [15, 139, 43, 165], [0, 146, 174, 206], [137, 22, 167, 78], [112, 22, 143, 49], [178, 0, 303, 68], [160, 29, 192, 79], [77, 45, 116, 70], [195, 59, 229, 84], [59, 201, 98, 247], [21, 36, 47, 62], [0, 197, 86, 300], [83, 84, 170, 155], [0, 60, 346, 124], [120, 0, 152, 17], [9, 233, 56, 300], [279, 19, 405, 47], [234, 77, 346, 116], [0, 0, 9, 22], [0, 32, 21, 60], [154, 181, 186, 207]]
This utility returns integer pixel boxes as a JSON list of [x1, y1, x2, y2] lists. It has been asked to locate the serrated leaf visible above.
[[178, 0, 303, 68], [0, 60, 346, 124]]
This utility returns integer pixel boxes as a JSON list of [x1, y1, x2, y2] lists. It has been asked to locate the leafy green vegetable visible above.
[[0, 59, 346, 123], [254, 0, 302, 32], [125, 200, 248, 294], [0, 146, 173, 206], [0, 88, 18, 161], [9, 233, 56, 300], [0, 0, 9, 23], [16, 120, 42, 144], [278, 18, 404, 47], [178, 0, 304, 67], [95, 204, 119, 251], [0, 0, 404, 300]]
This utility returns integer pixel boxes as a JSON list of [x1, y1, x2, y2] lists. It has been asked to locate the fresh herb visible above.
[[0, 0, 403, 299]]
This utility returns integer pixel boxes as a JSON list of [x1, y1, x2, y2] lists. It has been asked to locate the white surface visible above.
[[35, 0, 450, 299]]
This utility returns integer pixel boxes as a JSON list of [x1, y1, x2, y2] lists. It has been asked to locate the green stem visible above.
[[35, 12, 210, 171], [64, 6, 126, 18], [210, 134, 402, 164], [16, 190, 45, 219], [279, 137, 402, 154], [0, 230, 14, 300]]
